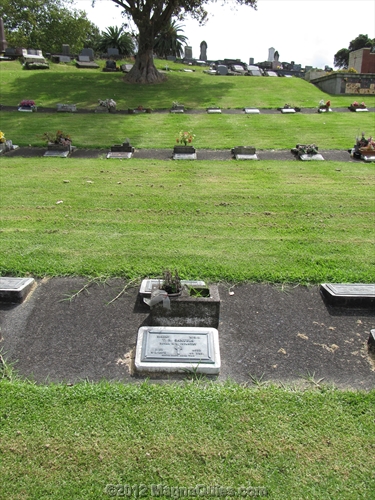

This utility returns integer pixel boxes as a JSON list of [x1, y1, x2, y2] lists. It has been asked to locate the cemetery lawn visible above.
[[1, 59, 375, 110], [2, 111, 375, 149], [0, 379, 374, 499], [1, 158, 374, 283]]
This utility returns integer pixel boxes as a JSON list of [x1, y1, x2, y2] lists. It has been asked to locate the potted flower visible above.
[[291, 143, 319, 158], [96, 98, 116, 113], [318, 99, 331, 112], [349, 101, 367, 112], [174, 130, 196, 154], [0, 130, 6, 153], [170, 101, 185, 113], [18, 99, 36, 112], [351, 132, 375, 159], [160, 269, 182, 296], [42, 130, 72, 152]]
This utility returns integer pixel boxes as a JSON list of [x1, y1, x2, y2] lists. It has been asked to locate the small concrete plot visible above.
[[148, 284, 220, 328], [0, 277, 35, 303], [135, 326, 221, 374], [320, 283, 375, 308]]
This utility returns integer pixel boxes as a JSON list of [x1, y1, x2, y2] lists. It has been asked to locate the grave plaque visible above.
[[135, 326, 221, 374], [244, 108, 260, 114], [106, 152, 132, 159], [320, 283, 375, 307], [173, 153, 197, 160], [43, 150, 70, 158], [139, 279, 206, 299], [299, 153, 324, 161], [0, 277, 35, 303]]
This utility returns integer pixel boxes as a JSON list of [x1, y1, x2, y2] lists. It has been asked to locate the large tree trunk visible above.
[[125, 23, 166, 84], [125, 48, 166, 84]]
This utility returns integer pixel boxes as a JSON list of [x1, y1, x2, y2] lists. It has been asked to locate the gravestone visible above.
[[268, 47, 275, 62], [232, 146, 258, 160], [57, 103, 77, 112], [107, 139, 134, 159], [0, 277, 35, 303], [62, 44, 70, 56], [184, 46, 193, 59], [249, 57, 254, 65], [107, 48, 119, 57], [167, 55, 176, 62], [105, 59, 117, 70], [80, 48, 95, 61], [58, 55, 71, 63], [320, 283, 375, 308], [135, 326, 221, 374], [244, 108, 260, 114], [217, 65, 228, 75], [199, 40, 207, 61], [266, 71, 278, 77], [78, 55, 90, 62]]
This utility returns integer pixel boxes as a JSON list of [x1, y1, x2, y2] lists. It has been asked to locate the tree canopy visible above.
[[0, 0, 99, 54], [154, 20, 188, 59], [334, 34, 374, 69], [103, 0, 257, 83], [96, 26, 136, 56]]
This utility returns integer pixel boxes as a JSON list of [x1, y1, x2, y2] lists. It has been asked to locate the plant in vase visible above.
[[318, 99, 331, 112], [349, 101, 367, 111], [160, 269, 182, 295], [0, 130, 6, 152], [292, 144, 319, 156], [352, 132, 375, 159], [174, 130, 196, 154], [42, 130, 72, 150], [97, 98, 117, 112], [18, 99, 36, 111]]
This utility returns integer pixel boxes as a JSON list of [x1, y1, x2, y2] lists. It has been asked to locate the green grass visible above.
[[1, 158, 374, 282], [2, 58, 375, 110], [0, 380, 374, 500], [1, 111, 375, 149]]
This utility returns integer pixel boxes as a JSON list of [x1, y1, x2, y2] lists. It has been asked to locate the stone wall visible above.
[[310, 72, 375, 95]]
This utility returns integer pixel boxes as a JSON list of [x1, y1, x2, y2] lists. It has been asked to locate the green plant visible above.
[[161, 269, 182, 294], [98, 98, 116, 109], [176, 130, 195, 146], [42, 130, 71, 145]]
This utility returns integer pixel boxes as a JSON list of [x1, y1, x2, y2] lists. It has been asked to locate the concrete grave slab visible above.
[[135, 326, 221, 374], [43, 150, 71, 158], [299, 153, 324, 161], [281, 108, 296, 113], [207, 108, 221, 114], [320, 283, 375, 308], [235, 154, 258, 160], [0, 277, 35, 303], [173, 153, 197, 160], [106, 152, 132, 159], [244, 108, 260, 114]]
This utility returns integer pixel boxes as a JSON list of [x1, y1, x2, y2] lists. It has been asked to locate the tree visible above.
[[97, 26, 136, 56], [154, 20, 188, 59], [101, 0, 257, 84], [334, 34, 374, 69], [0, 0, 98, 54]]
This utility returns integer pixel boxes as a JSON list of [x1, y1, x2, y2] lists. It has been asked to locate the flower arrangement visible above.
[[355, 132, 375, 151], [176, 130, 195, 146], [98, 98, 116, 110], [319, 99, 331, 110], [19, 99, 36, 108], [42, 130, 72, 145], [292, 144, 319, 155], [0, 131, 5, 143], [349, 101, 366, 110]]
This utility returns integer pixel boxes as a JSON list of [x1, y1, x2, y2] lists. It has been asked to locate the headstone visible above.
[[207, 108, 221, 114], [107, 47, 119, 57], [320, 283, 375, 308], [43, 150, 71, 158], [281, 108, 296, 113], [217, 65, 228, 75], [266, 71, 278, 77], [58, 55, 71, 63], [199, 40, 207, 61], [244, 108, 260, 114], [57, 103, 77, 112], [167, 55, 176, 61], [62, 44, 70, 56], [0, 277, 35, 303], [135, 326, 221, 374], [80, 48, 95, 61], [0, 17, 7, 53], [299, 153, 324, 161], [249, 57, 254, 65], [105, 59, 116, 70], [173, 152, 196, 160], [78, 55, 90, 62], [184, 46, 193, 59], [232, 64, 245, 73], [268, 47, 275, 62]]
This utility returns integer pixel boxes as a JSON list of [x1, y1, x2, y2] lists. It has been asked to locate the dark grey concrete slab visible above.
[[0, 279, 374, 388]]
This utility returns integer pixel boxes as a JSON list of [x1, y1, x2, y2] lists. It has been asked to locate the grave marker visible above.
[[135, 326, 221, 374], [0, 277, 35, 303]]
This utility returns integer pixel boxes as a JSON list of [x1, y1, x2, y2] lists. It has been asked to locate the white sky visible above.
[[74, 0, 375, 68]]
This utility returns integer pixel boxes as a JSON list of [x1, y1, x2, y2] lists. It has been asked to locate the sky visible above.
[[74, 0, 375, 69]]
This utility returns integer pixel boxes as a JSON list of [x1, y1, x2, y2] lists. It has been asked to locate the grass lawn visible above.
[[1, 158, 374, 283], [1, 58, 375, 500], [0, 380, 374, 500]]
